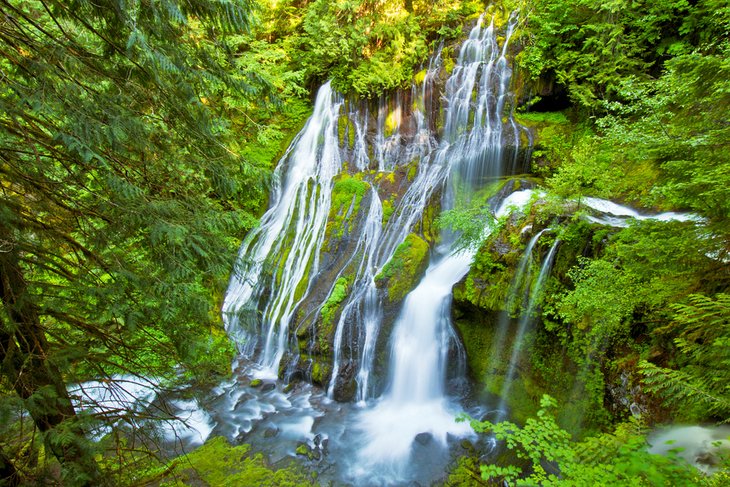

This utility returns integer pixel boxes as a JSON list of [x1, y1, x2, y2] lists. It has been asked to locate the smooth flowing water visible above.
[[498, 237, 560, 410], [353, 190, 533, 483], [483, 228, 546, 393], [217, 12, 529, 486], [222, 83, 343, 378], [327, 52, 443, 402]]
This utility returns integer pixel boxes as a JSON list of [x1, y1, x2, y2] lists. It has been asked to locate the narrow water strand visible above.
[[499, 238, 561, 407], [486, 229, 547, 385]]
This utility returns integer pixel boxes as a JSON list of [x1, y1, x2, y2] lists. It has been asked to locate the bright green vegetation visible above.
[[320, 277, 350, 327], [0, 0, 283, 484], [458, 0, 730, 479], [326, 174, 370, 241], [464, 395, 725, 486], [290, 0, 485, 97], [376, 233, 430, 302], [140, 436, 310, 486]]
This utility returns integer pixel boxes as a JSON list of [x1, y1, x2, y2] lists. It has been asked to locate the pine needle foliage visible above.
[[0, 0, 269, 483]]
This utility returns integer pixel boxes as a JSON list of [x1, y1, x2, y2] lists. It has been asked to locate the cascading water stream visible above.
[[485, 228, 548, 391], [220, 11, 529, 486], [327, 51, 443, 402], [352, 13, 527, 483], [222, 82, 343, 377], [498, 237, 561, 410], [353, 191, 533, 483]]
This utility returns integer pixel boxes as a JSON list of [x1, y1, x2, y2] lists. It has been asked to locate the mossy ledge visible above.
[[375, 233, 430, 303], [142, 436, 311, 486]]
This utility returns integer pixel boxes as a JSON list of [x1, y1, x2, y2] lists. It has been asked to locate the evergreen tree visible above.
[[0, 0, 267, 483]]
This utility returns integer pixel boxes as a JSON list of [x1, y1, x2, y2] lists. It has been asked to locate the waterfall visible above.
[[327, 50, 443, 402], [498, 237, 560, 410], [214, 10, 535, 486], [353, 191, 532, 482], [222, 82, 343, 378], [484, 228, 548, 394], [352, 14, 526, 483], [222, 9, 524, 393]]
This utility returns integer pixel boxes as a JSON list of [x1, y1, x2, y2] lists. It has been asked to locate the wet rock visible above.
[[460, 439, 475, 452], [295, 442, 310, 456], [233, 392, 253, 409], [263, 427, 279, 438], [310, 449, 322, 462], [415, 432, 433, 445], [249, 379, 263, 388], [313, 433, 322, 447], [332, 361, 357, 402], [262, 382, 276, 393]]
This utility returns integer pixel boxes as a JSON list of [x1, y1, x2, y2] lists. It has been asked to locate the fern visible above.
[[640, 294, 730, 421]]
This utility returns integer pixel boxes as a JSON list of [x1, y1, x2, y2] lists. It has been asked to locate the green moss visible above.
[[420, 198, 440, 245], [348, 122, 356, 148], [443, 53, 456, 75], [241, 98, 312, 170], [384, 108, 400, 137], [326, 174, 370, 242], [317, 276, 350, 355], [338, 115, 348, 147], [152, 436, 310, 486], [249, 379, 263, 388], [310, 359, 332, 385], [381, 198, 395, 226], [376, 233, 429, 302], [514, 111, 569, 125], [444, 455, 483, 486], [407, 164, 418, 182], [453, 313, 495, 385], [320, 277, 348, 325]]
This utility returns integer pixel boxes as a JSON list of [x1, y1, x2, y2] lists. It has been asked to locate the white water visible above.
[[484, 228, 547, 392], [649, 425, 730, 474], [222, 83, 343, 377], [581, 197, 701, 227], [345, 13, 526, 483], [327, 51, 443, 402], [499, 237, 560, 407], [354, 190, 533, 483], [70, 375, 214, 446], [217, 12, 530, 485]]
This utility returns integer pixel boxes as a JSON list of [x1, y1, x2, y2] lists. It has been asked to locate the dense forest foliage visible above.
[[0, 0, 728, 485]]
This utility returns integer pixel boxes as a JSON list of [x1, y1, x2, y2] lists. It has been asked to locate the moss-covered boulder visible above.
[[147, 436, 311, 486], [325, 173, 370, 248]]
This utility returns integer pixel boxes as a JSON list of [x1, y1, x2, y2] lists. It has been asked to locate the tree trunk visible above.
[[0, 445, 20, 487], [0, 227, 103, 486]]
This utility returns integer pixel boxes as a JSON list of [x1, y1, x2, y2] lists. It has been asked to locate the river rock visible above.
[[415, 432, 433, 445]]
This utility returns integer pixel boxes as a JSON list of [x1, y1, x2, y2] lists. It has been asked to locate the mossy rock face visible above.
[[325, 173, 370, 248], [375, 233, 430, 303], [315, 276, 350, 356], [451, 199, 622, 434]]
